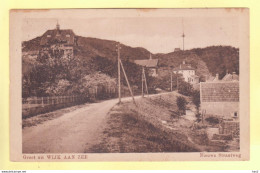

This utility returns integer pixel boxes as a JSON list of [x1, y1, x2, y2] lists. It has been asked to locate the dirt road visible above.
[[22, 93, 173, 153], [22, 98, 121, 153]]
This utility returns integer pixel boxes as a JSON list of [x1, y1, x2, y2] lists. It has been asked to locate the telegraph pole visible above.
[[177, 76, 179, 92], [143, 69, 149, 96], [170, 71, 173, 92], [142, 67, 144, 97], [119, 59, 136, 105], [116, 43, 121, 104], [141, 67, 149, 97], [116, 42, 136, 105]]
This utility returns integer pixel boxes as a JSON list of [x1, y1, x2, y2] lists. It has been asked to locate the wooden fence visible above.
[[219, 121, 240, 138], [22, 85, 121, 118], [22, 84, 143, 118]]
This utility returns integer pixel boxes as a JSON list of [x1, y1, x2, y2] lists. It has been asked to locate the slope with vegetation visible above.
[[22, 33, 239, 98]]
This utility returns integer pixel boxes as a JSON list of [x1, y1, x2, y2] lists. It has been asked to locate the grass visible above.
[[87, 103, 199, 153], [87, 92, 237, 153]]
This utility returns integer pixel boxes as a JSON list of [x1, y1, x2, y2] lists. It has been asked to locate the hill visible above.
[[155, 46, 239, 79], [22, 33, 239, 97]]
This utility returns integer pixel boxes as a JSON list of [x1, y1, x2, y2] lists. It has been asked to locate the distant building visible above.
[[206, 72, 239, 82], [222, 72, 239, 81], [39, 23, 77, 59], [134, 54, 159, 77], [200, 81, 239, 120], [173, 61, 199, 84], [174, 48, 181, 52]]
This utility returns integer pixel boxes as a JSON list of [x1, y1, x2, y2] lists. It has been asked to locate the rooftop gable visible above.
[[40, 29, 75, 46], [201, 82, 239, 102], [173, 64, 195, 71], [134, 59, 159, 68], [222, 73, 239, 81]]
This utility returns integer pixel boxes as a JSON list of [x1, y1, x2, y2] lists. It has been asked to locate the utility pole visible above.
[[142, 67, 144, 97], [116, 43, 121, 104], [119, 59, 136, 105], [177, 76, 179, 92], [141, 67, 149, 97], [170, 71, 173, 92], [143, 68, 149, 96]]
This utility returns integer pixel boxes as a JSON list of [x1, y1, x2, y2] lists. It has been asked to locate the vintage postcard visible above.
[[10, 8, 249, 161]]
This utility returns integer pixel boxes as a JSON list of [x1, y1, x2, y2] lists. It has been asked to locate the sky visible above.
[[22, 10, 240, 54]]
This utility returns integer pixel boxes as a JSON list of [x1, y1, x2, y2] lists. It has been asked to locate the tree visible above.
[[192, 90, 200, 112], [178, 80, 193, 96], [176, 96, 187, 116]]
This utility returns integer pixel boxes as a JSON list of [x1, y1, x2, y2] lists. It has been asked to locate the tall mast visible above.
[[182, 18, 185, 51]]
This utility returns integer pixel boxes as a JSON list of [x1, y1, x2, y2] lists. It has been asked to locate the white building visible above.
[[173, 61, 199, 84]]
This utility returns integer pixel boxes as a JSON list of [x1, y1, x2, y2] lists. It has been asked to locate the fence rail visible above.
[[22, 95, 85, 108], [22, 84, 143, 118]]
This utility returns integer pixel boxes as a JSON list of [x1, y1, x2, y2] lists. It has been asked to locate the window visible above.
[[234, 112, 238, 117]]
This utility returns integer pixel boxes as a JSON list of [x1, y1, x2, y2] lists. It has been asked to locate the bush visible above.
[[205, 117, 220, 125], [178, 81, 193, 96], [191, 90, 200, 112], [176, 96, 187, 115], [195, 113, 202, 122]]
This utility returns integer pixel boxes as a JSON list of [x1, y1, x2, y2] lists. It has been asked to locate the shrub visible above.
[[178, 81, 193, 96], [191, 90, 200, 112], [205, 117, 220, 125], [176, 96, 187, 115], [195, 113, 202, 122]]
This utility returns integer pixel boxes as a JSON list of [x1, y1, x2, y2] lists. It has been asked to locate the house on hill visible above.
[[222, 72, 239, 81], [39, 23, 77, 59], [206, 72, 239, 82], [174, 48, 181, 52], [173, 61, 199, 84], [200, 81, 239, 120], [134, 54, 159, 77]]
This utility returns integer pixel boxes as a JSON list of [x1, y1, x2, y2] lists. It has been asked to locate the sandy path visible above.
[[22, 92, 171, 153], [22, 98, 119, 153]]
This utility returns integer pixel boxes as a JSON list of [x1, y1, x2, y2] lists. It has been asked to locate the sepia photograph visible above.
[[9, 8, 249, 161]]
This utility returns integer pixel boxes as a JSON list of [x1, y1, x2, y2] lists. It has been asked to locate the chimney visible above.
[[56, 21, 60, 30], [216, 73, 219, 80], [149, 53, 152, 60], [232, 72, 236, 80]]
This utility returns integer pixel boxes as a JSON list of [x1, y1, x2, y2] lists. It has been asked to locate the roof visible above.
[[40, 29, 75, 46], [201, 82, 239, 102], [206, 76, 216, 82], [173, 64, 195, 71], [134, 59, 159, 68], [190, 75, 199, 78], [222, 73, 239, 81]]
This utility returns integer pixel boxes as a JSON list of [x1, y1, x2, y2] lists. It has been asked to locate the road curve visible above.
[[22, 98, 120, 153], [22, 92, 172, 153]]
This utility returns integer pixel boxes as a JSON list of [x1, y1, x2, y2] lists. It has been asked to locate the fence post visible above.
[[41, 97, 44, 107], [28, 98, 31, 109], [95, 86, 98, 99]]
